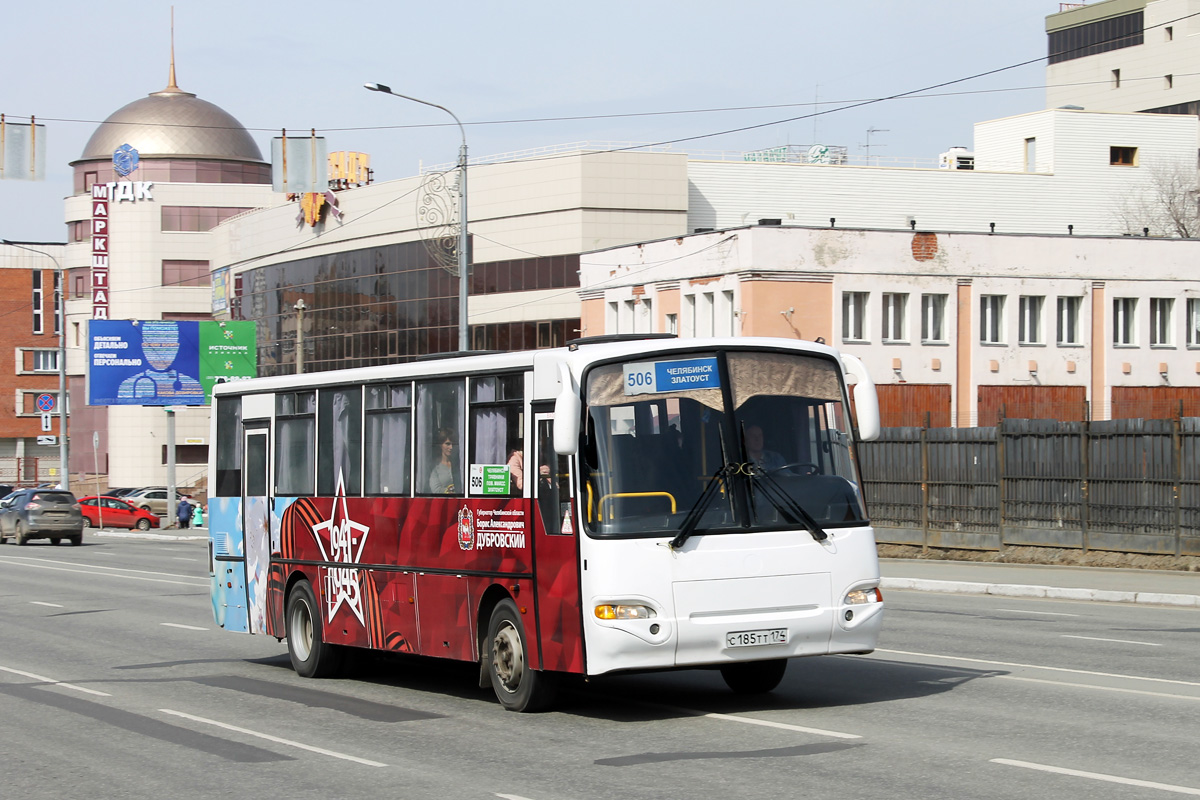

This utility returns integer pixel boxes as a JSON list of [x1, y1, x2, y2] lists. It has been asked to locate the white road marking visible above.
[[992, 758, 1200, 795], [0, 555, 206, 587], [700, 711, 861, 738], [172, 557, 201, 562], [160, 623, 207, 631], [1062, 634, 1161, 647], [159, 709, 387, 767], [996, 608, 1079, 617], [997, 675, 1200, 702], [495, 795, 539, 800], [30, 601, 64, 608], [876, 649, 1200, 688], [0, 664, 111, 697]]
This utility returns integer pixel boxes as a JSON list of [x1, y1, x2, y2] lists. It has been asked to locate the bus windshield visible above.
[[582, 349, 866, 537]]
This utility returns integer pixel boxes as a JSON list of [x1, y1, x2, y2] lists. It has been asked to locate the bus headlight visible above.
[[594, 604, 657, 620], [844, 587, 882, 605]]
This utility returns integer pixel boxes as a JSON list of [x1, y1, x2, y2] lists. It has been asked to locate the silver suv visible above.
[[0, 489, 84, 546]]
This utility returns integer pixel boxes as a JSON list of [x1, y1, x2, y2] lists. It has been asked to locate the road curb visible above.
[[90, 530, 208, 541], [879, 577, 1200, 608]]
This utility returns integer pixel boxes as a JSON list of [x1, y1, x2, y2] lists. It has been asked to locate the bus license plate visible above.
[[726, 628, 788, 648]]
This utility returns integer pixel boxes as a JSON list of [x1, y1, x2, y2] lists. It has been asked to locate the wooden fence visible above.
[[857, 418, 1200, 557]]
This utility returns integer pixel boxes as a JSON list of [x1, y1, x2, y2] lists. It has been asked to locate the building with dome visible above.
[[63, 67, 280, 492]]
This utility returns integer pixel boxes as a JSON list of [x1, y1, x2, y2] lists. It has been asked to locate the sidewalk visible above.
[[881, 558, 1200, 608]]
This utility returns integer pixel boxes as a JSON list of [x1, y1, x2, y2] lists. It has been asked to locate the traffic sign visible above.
[[36, 394, 55, 412], [37, 435, 57, 446], [41, 412, 52, 432]]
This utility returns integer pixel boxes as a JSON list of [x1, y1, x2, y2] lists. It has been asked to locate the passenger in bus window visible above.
[[507, 441, 524, 494], [429, 428, 457, 493]]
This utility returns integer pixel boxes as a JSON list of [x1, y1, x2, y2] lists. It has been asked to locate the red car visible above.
[[79, 496, 161, 531]]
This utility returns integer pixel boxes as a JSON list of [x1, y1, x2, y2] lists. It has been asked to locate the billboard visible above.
[[88, 320, 256, 406]]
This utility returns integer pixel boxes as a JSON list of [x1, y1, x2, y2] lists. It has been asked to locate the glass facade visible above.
[[1048, 11, 1143, 65], [236, 240, 581, 377]]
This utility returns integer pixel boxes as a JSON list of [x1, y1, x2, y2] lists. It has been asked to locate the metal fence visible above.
[[858, 418, 1200, 557], [0, 456, 61, 487]]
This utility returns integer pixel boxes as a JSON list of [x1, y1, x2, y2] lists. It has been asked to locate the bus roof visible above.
[[210, 336, 842, 401]]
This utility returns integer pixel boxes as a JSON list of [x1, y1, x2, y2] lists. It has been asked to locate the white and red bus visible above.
[[208, 335, 883, 711]]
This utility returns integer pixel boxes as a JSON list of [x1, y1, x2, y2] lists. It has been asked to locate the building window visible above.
[[33, 350, 59, 372], [1112, 68, 1121, 88], [665, 313, 678, 335], [1048, 11, 1144, 64], [32, 271, 43, 335], [716, 290, 734, 337], [684, 295, 696, 337], [1057, 296, 1082, 345], [1110, 146, 1137, 166], [1024, 138, 1036, 172], [606, 301, 618, 333], [842, 291, 868, 342], [1150, 298, 1174, 346], [1113, 297, 1137, 345], [1188, 299, 1200, 347], [921, 294, 947, 343], [162, 260, 211, 288], [980, 295, 1005, 344], [881, 292, 907, 343], [1165, 74, 1174, 89], [1018, 296, 1044, 345]]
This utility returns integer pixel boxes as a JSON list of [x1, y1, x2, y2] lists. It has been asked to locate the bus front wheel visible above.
[[286, 580, 343, 679], [720, 658, 788, 694], [487, 599, 555, 712]]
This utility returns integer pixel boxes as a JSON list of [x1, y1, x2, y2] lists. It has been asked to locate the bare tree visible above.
[[1113, 160, 1200, 238]]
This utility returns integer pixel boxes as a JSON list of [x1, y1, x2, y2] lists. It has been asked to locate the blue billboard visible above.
[[89, 320, 205, 406]]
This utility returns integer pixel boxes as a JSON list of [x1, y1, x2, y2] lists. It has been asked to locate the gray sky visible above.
[[2, 0, 1057, 243]]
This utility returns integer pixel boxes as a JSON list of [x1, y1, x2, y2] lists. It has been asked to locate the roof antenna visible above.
[[165, 6, 180, 92]]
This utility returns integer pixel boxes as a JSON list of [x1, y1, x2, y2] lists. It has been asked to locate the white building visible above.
[[581, 224, 1200, 426], [1046, 0, 1200, 118], [63, 75, 279, 489]]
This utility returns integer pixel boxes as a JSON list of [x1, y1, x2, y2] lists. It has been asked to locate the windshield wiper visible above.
[[669, 426, 732, 550], [747, 466, 829, 542]]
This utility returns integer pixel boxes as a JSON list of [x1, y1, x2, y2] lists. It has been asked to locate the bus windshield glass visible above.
[[582, 349, 866, 537]]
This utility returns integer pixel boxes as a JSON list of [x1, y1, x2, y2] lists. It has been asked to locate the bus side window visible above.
[[318, 387, 362, 496], [470, 375, 524, 496], [275, 391, 315, 497], [416, 379, 464, 495], [214, 396, 242, 497], [365, 383, 411, 495]]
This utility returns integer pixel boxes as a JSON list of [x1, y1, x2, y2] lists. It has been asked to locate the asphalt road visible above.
[[1, 536, 1197, 800]]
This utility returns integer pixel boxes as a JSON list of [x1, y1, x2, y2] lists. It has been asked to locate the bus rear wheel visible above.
[[720, 658, 788, 694], [487, 599, 555, 712], [286, 580, 342, 679]]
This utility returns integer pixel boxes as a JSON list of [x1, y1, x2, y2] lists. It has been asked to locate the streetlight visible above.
[[294, 298, 306, 374], [364, 82, 470, 351], [2, 239, 69, 489]]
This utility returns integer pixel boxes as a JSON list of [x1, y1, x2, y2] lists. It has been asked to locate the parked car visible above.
[[122, 487, 187, 516], [0, 484, 13, 500], [0, 488, 84, 545], [79, 496, 160, 531], [105, 487, 139, 498]]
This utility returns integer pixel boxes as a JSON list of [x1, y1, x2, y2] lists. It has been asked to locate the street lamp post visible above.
[[364, 82, 470, 351], [3, 240, 69, 489]]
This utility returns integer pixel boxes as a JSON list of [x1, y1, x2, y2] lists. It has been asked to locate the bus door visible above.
[[241, 424, 271, 635], [531, 409, 585, 673]]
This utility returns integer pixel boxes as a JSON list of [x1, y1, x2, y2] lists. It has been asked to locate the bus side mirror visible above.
[[553, 362, 581, 455], [840, 354, 880, 442]]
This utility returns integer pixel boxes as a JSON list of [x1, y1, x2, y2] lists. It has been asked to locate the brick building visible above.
[[0, 241, 68, 485]]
